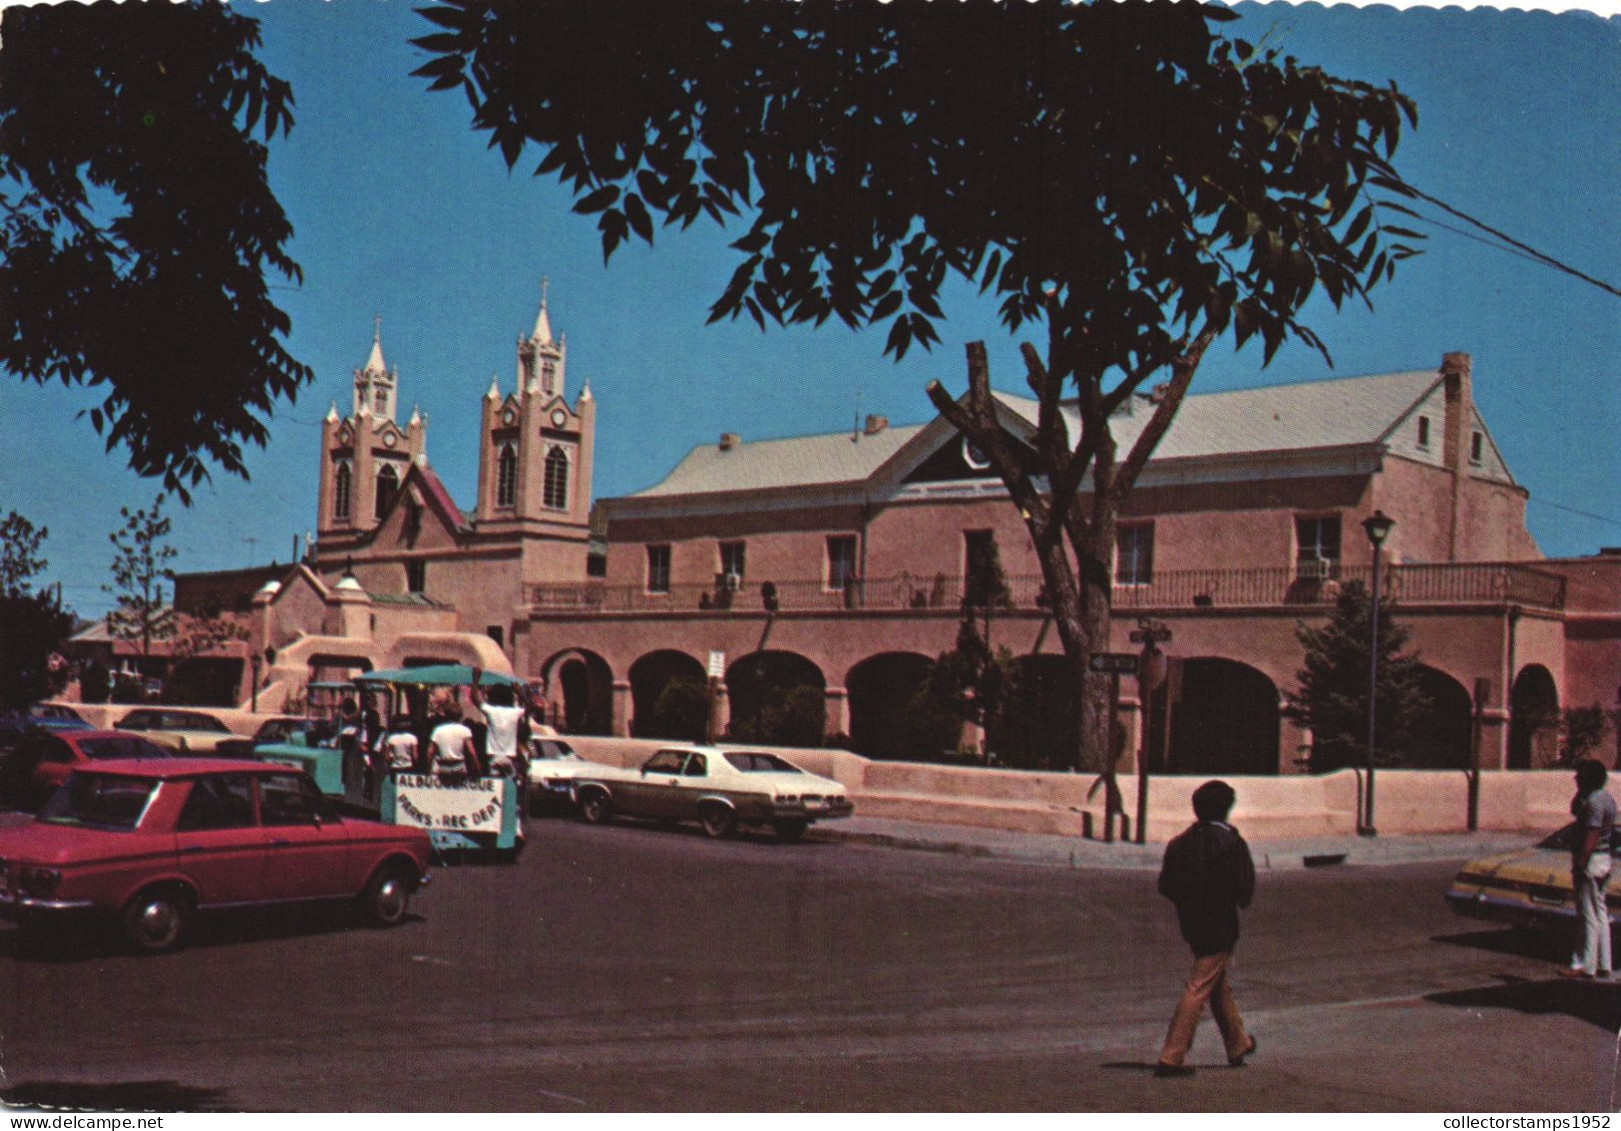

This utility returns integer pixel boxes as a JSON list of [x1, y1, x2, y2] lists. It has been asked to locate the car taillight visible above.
[[17, 866, 61, 898]]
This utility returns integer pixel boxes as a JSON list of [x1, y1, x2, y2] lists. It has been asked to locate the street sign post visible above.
[[1089, 652, 1140, 675]]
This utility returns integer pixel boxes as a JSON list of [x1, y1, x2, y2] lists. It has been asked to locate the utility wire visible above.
[[1392, 183, 1621, 300], [1527, 497, 1621, 529]]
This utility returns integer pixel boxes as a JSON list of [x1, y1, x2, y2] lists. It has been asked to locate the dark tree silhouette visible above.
[[0, 0, 310, 500], [0, 512, 72, 712], [415, 0, 1424, 770]]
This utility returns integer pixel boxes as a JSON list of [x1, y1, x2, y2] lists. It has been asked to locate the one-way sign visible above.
[[1089, 652, 1139, 675]]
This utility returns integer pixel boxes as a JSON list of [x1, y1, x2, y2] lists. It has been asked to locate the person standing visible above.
[[469, 669, 525, 779], [1154, 779, 1257, 1078], [1563, 758, 1617, 980], [428, 701, 479, 780]]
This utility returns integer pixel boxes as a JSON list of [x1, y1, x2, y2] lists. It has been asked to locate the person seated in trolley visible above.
[[427, 696, 481, 780]]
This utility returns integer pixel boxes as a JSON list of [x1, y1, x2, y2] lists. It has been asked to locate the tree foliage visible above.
[[105, 494, 177, 659], [1289, 581, 1431, 773], [0, 512, 72, 712], [415, 0, 1423, 770], [0, 0, 310, 501], [0, 510, 48, 598]]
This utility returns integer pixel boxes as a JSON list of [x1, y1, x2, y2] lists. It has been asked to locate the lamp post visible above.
[[1360, 510, 1395, 837]]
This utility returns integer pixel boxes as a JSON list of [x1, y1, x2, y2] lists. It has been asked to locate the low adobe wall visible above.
[[565, 735, 1591, 842]]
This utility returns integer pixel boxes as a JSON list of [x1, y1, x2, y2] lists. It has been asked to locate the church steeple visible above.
[[354, 316, 398, 421], [517, 277, 565, 397]]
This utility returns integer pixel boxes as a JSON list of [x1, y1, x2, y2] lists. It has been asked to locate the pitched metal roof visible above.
[[634, 423, 927, 497], [632, 369, 1445, 499]]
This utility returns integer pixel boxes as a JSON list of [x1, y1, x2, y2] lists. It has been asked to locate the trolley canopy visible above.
[[354, 664, 521, 689]]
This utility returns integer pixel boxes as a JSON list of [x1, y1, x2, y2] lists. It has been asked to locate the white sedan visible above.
[[524, 738, 596, 815], [571, 745, 853, 842]]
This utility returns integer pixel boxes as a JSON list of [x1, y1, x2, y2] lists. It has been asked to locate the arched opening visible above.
[[988, 654, 1078, 772], [540, 648, 613, 735], [1404, 666, 1474, 769], [375, 463, 400, 519], [543, 446, 569, 511], [1169, 658, 1280, 775], [846, 652, 937, 759], [629, 650, 709, 741], [726, 651, 826, 747], [333, 460, 352, 520], [1509, 664, 1560, 770], [496, 443, 518, 508]]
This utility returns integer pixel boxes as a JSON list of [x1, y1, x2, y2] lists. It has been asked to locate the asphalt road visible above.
[[1, 818, 1617, 1112]]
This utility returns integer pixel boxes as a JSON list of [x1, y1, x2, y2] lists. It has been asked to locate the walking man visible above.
[[1155, 779, 1257, 1078], [1562, 758, 1616, 980]]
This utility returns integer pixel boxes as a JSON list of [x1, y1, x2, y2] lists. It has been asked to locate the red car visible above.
[[0, 759, 433, 952], [0, 729, 171, 813]]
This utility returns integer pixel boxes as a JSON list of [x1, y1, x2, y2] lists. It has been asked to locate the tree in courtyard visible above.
[[911, 617, 1020, 763], [413, 0, 1424, 769], [105, 495, 178, 663], [0, 0, 309, 501], [1288, 581, 1431, 773], [0, 512, 75, 712]]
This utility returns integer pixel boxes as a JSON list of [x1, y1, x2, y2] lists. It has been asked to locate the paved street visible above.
[[1, 817, 1617, 1112]]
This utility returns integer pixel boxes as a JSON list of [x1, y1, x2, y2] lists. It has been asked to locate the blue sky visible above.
[[3, 0, 1618, 619]]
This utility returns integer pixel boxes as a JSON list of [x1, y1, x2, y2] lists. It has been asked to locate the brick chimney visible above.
[[1440, 352, 1472, 561], [719, 432, 739, 451], [863, 414, 889, 436]]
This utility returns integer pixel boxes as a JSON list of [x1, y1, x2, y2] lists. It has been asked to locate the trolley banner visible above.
[[383, 774, 522, 853]]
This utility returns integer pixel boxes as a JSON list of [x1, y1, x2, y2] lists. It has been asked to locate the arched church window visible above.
[[496, 444, 518, 508], [374, 387, 388, 414], [543, 446, 569, 511], [333, 460, 352, 520], [376, 464, 400, 519]]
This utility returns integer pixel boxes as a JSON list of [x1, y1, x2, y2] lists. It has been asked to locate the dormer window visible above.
[[1416, 415, 1431, 450], [1470, 431, 1484, 464]]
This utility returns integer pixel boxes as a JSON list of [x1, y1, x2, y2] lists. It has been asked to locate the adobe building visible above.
[[210, 288, 1618, 776]]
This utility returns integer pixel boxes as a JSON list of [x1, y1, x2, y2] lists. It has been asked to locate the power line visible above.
[[1528, 497, 1621, 528]]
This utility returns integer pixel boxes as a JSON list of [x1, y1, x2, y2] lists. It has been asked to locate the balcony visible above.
[[525, 562, 1566, 615]]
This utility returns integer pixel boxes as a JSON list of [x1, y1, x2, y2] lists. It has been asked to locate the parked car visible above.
[[0, 704, 93, 754], [1445, 824, 1620, 931], [0, 758, 433, 952], [114, 708, 240, 754], [525, 738, 595, 815], [213, 716, 331, 760], [571, 745, 853, 842], [0, 730, 172, 813]]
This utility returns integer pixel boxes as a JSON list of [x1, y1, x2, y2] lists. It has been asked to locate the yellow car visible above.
[[113, 708, 242, 755], [1445, 824, 1621, 930]]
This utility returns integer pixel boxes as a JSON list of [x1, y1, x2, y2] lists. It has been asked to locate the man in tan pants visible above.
[[1154, 779, 1257, 1078]]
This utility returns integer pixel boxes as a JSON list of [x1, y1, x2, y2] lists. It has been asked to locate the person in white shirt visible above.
[[382, 716, 420, 773], [428, 707, 478, 779], [470, 669, 526, 778]]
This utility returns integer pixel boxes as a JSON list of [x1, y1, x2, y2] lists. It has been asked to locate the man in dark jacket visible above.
[[1154, 779, 1257, 1078]]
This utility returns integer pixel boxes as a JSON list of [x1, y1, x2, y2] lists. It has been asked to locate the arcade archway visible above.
[[726, 651, 826, 746], [540, 648, 614, 735], [1168, 658, 1280, 775], [630, 650, 709, 741], [846, 652, 936, 759], [1405, 666, 1474, 769], [1509, 665, 1560, 769]]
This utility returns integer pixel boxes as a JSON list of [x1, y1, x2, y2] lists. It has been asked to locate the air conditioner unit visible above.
[[1296, 558, 1333, 581], [723, 572, 742, 592]]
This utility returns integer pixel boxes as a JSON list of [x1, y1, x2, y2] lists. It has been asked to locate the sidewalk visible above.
[[817, 814, 1534, 870]]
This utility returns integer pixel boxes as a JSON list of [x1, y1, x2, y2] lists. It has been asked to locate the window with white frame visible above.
[[646, 545, 671, 594], [719, 540, 746, 580], [1115, 523, 1155, 585], [1295, 515, 1341, 578], [827, 535, 858, 591]]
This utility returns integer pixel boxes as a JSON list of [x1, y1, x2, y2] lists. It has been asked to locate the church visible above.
[[190, 284, 1621, 777]]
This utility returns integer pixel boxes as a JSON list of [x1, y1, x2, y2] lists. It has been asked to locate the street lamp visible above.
[[1360, 509, 1396, 837]]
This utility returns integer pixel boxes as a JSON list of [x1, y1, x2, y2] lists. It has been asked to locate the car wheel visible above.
[[578, 789, 613, 825], [700, 804, 737, 839], [773, 818, 809, 844], [122, 887, 192, 954], [358, 863, 414, 928]]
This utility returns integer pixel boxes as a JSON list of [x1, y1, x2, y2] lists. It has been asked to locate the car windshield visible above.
[[39, 773, 159, 831], [76, 735, 169, 760], [171, 714, 229, 732], [725, 752, 804, 773], [1534, 824, 1621, 855]]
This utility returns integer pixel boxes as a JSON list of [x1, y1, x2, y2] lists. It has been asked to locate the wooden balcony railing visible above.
[[526, 562, 1565, 615]]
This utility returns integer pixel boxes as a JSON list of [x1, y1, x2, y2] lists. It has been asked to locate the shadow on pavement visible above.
[[0, 907, 426, 963], [1427, 973, 1621, 1033], [2, 1080, 234, 1112], [1432, 926, 1570, 963]]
